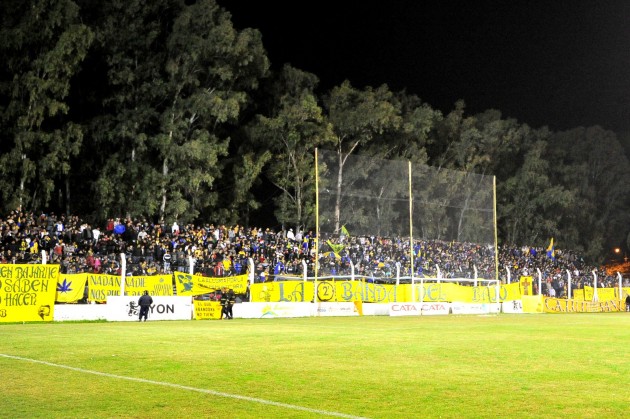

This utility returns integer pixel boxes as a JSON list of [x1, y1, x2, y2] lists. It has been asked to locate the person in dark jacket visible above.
[[138, 290, 153, 321], [225, 289, 235, 319], [625, 294, 630, 312], [219, 287, 228, 319]]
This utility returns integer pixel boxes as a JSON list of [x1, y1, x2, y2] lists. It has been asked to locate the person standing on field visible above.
[[225, 288, 235, 319], [219, 287, 228, 319], [138, 290, 153, 321], [625, 294, 630, 312]]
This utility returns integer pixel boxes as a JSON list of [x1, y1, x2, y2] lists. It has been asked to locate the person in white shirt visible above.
[[92, 227, 100, 245]]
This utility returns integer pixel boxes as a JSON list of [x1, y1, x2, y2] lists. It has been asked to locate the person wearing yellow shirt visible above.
[[30, 239, 39, 255], [222, 257, 232, 273]]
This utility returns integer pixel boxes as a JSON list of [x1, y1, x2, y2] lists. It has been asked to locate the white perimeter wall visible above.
[[53, 301, 518, 321]]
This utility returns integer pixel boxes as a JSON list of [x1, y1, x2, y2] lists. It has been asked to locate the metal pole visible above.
[[120, 253, 126, 296], [188, 255, 194, 275], [248, 257, 255, 302]]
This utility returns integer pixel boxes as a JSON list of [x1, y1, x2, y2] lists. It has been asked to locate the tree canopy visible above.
[[1, 0, 628, 263]]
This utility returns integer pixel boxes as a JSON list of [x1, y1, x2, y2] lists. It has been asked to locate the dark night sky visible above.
[[219, 1, 630, 134]]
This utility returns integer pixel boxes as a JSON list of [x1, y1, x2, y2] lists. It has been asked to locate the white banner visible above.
[[451, 302, 500, 315], [53, 304, 109, 321], [235, 302, 313, 318], [501, 300, 524, 314], [420, 302, 450, 316], [106, 296, 192, 321], [389, 302, 451, 316], [389, 303, 421, 316], [314, 302, 359, 317]]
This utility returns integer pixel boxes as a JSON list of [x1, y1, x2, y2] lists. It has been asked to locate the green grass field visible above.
[[1, 313, 629, 418]]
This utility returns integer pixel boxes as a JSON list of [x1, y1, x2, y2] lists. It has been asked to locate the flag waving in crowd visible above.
[[546, 238, 555, 260], [327, 240, 345, 256]]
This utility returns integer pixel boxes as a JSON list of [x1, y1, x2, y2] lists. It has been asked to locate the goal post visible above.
[[315, 148, 499, 295]]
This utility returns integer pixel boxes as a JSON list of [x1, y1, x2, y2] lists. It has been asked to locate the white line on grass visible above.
[[0, 353, 368, 419]]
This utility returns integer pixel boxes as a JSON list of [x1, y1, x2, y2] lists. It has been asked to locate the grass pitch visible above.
[[1, 313, 629, 418]]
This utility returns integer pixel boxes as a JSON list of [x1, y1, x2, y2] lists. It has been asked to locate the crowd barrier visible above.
[[1, 264, 627, 323]]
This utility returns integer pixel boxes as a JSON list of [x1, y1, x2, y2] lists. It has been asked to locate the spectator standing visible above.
[[225, 288, 235, 319], [219, 287, 228, 319], [138, 290, 153, 321]]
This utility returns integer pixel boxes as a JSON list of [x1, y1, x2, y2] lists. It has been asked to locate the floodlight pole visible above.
[[314, 147, 319, 303], [495, 279, 500, 304], [42, 250, 47, 265], [474, 265, 478, 287], [536, 268, 542, 296], [592, 270, 598, 302], [505, 266, 511, 284], [617, 272, 623, 300], [408, 160, 415, 304], [566, 269, 572, 299]]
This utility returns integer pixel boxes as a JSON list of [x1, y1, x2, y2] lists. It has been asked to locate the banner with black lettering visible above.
[[0, 264, 59, 322], [174, 272, 248, 296], [87, 274, 174, 302], [105, 296, 192, 321]]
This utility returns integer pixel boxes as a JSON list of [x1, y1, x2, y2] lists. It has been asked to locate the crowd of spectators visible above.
[[0, 210, 627, 299]]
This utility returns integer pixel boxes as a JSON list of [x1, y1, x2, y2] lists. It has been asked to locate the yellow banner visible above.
[[250, 280, 516, 303], [193, 300, 223, 320], [174, 272, 248, 296], [572, 289, 584, 301], [87, 273, 120, 302], [56, 273, 87, 303], [124, 275, 173, 297], [543, 297, 623, 313], [522, 295, 543, 313], [251, 280, 393, 303], [519, 276, 534, 296], [87, 274, 174, 302], [583, 286, 618, 302], [0, 264, 59, 322], [572, 287, 628, 301], [503, 282, 523, 300]]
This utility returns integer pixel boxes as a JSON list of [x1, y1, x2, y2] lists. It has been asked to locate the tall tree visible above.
[[549, 126, 630, 261], [430, 104, 528, 242], [0, 0, 93, 212], [86, 0, 177, 220], [499, 135, 574, 245], [152, 0, 269, 224], [251, 65, 334, 230], [322, 81, 402, 233]]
